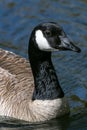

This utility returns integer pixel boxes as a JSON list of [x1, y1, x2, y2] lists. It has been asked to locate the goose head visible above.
[[28, 22, 81, 100], [29, 22, 81, 54]]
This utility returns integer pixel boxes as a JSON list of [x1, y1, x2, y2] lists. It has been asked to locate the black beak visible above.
[[59, 36, 81, 53]]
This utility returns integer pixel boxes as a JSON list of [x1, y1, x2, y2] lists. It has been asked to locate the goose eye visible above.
[[45, 30, 51, 37]]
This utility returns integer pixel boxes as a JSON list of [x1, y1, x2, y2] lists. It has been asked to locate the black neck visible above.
[[28, 37, 64, 100]]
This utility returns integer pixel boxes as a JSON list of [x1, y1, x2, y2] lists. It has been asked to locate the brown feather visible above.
[[0, 48, 34, 103]]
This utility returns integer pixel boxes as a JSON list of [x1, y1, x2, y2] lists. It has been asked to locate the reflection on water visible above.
[[0, 0, 87, 130], [0, 116, 70, 130], [0, 112, 87, 130]]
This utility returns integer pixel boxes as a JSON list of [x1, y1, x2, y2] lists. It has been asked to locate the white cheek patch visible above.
[[35, 30, 53, 51]]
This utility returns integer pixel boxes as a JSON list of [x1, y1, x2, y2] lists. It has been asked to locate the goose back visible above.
[[0, 48, 34, 103]]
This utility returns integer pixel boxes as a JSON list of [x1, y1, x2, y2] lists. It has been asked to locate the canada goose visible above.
[[0, 22, 81, 122]]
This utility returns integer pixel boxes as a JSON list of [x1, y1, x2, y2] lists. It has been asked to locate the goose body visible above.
[[0, 22, 81, 122]]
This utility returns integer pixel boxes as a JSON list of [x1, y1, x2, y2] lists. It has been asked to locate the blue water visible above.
[[0, 0, 87, 129]]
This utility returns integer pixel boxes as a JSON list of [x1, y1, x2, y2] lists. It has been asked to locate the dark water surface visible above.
[[0, 0, 87, 130]]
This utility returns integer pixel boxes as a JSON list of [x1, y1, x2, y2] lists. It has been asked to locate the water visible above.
[[0, 0, 87, 129]]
